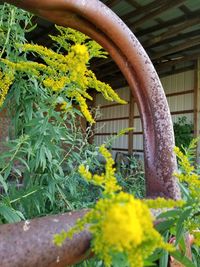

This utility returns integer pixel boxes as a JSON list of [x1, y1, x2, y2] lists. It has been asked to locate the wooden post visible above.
[[128, 90, 134, 155], [194, 58, 200, 162]]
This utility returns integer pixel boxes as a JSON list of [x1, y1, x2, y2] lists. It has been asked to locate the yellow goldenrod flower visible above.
[[72, 91, 95, 124], [71, 44, 89, 58], [102, 201, 143, 250], [87, 70, 127, 104], [0, 69, 14, 107], [1, 28, 127, 123], [79, 145, 121, 194], [78, 164, 92, 181], [43, 76, 68, 92], [174, 146, 200, 199], [144, 197, 184, 209], [56, 192, 174, 267], [55, 144, 180, 267]]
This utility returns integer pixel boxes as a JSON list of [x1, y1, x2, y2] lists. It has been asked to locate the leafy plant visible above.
[[173, 116, 193, 151], [0, 4, 126, 223], [152, 138, 200, 267], [115, 153, 145, 198]]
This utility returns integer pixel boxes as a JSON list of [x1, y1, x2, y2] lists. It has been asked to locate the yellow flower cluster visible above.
[[174, 146, 200, 199], [55, 192, 173, 267], [118, 127, 134, 136], [91, 192, 174, 267], [1, 59, 47, 77], [68, 91, 95, 124], [43, 77, 69, 92], [174, 145, 200, 246], [71, 44, 89, 58], [87, 70, 127, 104], [55, 145, 182, 267], [0, 69, 14, 107], [144, 197, 184, 209], [79, 145, 121, 194], [59, 101, 72, 112], [1, 27, 126, 122]]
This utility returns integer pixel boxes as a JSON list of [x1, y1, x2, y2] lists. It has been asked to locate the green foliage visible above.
[[115, 154, 145, 198], [0, 4, 106, 223], [173, 116, 193, 151], [152, 139, 200, 267], [0, 3, 34, 59]]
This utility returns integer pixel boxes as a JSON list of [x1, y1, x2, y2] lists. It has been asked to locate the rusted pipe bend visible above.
[[0, 210, 91, 267], [3, 0, 180, 199]]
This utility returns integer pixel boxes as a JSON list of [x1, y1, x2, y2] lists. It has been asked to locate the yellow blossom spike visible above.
[[143, 197, 185, 209], [0, 69, 14, 107]]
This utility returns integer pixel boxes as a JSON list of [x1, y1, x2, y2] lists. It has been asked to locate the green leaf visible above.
[[0, 203, 23, 223], [144, 260, 157, 266], [112, 252, 129, 267], [0, 173, 8, 193], [16, 157, 30, 171], [170, 250, 196, 267], [159, 250, 168, 267], [155, 219, 175, 233], [157, 209, 181, 219], [175, 207, 192, 245]]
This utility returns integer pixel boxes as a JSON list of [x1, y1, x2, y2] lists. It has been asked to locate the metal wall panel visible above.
[[115, 87, 130, 102], [167, 93, 194, 112], [134, 104, 140, 116], [94, 70, 195, 157], [94, 86, 130, 153], [95, 86, 130, 106], [160, 70, 195, 94], [100, 104, 129, 119], [95, 119, 129, 133], [133, 134, 143, 150], [134, 118, 142, 132]]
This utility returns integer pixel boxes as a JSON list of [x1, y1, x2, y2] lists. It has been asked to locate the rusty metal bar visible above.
[[0, 210, 91, 267]]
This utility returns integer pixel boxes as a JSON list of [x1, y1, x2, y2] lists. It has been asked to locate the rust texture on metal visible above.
[[0, 0, 181, 266], [0, 210, 91, 267]]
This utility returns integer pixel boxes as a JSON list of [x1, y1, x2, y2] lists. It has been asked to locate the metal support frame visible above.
[[0, 1, 181, 266]]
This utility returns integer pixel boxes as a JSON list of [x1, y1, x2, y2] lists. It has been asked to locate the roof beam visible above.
[[129, 0, 187, 28], [152, 36, 200, 60], [159, 64, 195, 77], [136, 10, 200, 37], [125, 0, 141, 9], [144, 18, 200, 48], [105, 0, 121, 8], [121, 0, 166, 21], [154, 53, 200, 68]]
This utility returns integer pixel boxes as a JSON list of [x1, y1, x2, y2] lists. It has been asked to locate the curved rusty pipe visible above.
[[0, 210, 91, 267], [3, 0, 180, 199]]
